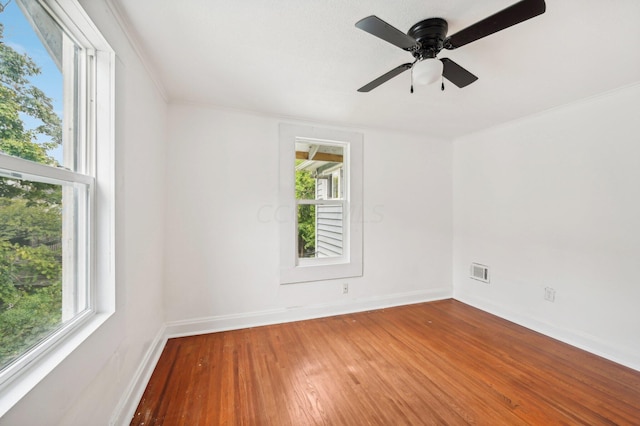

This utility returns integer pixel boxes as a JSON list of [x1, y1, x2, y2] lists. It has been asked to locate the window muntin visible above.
[[0, 0, 105, 388]]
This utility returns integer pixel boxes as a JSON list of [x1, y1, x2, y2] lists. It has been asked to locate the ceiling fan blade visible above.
[[357, 63, 413, 92], [355, 16, 417, 51], [440, 58, 478, 88], [445, 0, 546, 50]]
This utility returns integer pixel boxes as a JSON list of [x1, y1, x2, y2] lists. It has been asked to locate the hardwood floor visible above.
[[131, 300, 640, 425]]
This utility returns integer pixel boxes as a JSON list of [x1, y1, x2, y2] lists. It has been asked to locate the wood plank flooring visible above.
[[131, 300, 640, 425]]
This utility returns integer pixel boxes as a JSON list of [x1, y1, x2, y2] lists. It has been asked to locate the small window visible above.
[[295, 140, 345, 260], [279, 124, 363, 284]]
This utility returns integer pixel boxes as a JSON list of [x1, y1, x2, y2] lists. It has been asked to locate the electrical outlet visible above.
[[342, 283, 349, 294], [544, 287, 555, 302]]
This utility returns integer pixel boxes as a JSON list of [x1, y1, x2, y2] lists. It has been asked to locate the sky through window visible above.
[[1, 0, 63, 163]]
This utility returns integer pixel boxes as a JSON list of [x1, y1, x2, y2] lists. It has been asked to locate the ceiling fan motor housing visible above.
[[407, 18, 448, 59]]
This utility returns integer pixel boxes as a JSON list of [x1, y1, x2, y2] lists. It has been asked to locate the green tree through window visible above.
[[295, 160, 316, 256]]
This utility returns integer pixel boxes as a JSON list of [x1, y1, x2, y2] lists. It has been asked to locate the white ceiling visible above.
[[113, 0, 640, 139]]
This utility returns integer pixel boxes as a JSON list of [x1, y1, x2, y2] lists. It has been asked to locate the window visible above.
[[295, 140, 345, 259], [0, 0, 113, 411], [279, 124, 363, 284]]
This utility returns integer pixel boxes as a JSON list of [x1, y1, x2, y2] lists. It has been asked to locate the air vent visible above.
[[470, 263, 490, 283]]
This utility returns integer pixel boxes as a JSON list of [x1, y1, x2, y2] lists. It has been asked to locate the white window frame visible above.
[[297, 138, 346, 263], [279, 124, 363, 284], [0, 0, 114, 416]]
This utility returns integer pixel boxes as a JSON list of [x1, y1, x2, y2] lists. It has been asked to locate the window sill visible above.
[[0, 309, 114, 417], [280, 260, 362, 284]]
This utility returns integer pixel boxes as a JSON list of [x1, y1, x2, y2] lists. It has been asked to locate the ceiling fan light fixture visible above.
[[413, 58, 443, 85]]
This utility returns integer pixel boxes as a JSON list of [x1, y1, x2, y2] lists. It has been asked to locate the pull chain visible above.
[[410, 67, 414, 94], [441, 76, 445, 91]]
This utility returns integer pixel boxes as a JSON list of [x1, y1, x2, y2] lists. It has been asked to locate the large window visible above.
[[279, 124, 363, 284], [0, 0, 113, 411]]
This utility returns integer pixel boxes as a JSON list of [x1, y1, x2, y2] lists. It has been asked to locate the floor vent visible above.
[[470, 263, 490, 283]]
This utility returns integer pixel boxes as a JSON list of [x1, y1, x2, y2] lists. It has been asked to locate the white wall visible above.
[[453, 84, 640, 370], [2, 1, 168, 424], [163, 104, 452, 329]]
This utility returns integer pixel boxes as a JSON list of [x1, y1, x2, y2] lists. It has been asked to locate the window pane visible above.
[[297, 202, 344, 259], [0, 0, 79, 169], [295, 141, 344, 201], [0, 173, 87, 371], [316, 203, 343, 258], [297, 203, 315, 258]]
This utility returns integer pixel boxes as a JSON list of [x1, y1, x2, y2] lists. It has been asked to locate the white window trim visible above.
[[0, 0, 114, 416], [279, 124, 363, 284]]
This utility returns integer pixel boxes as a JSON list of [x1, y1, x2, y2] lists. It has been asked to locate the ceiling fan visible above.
[[355, 0, 546, 92]]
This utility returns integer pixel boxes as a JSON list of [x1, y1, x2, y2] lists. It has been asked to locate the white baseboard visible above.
[[109, 325, 167, 426], [455, 293, 640, 372], [165, 287, 452, 338]]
